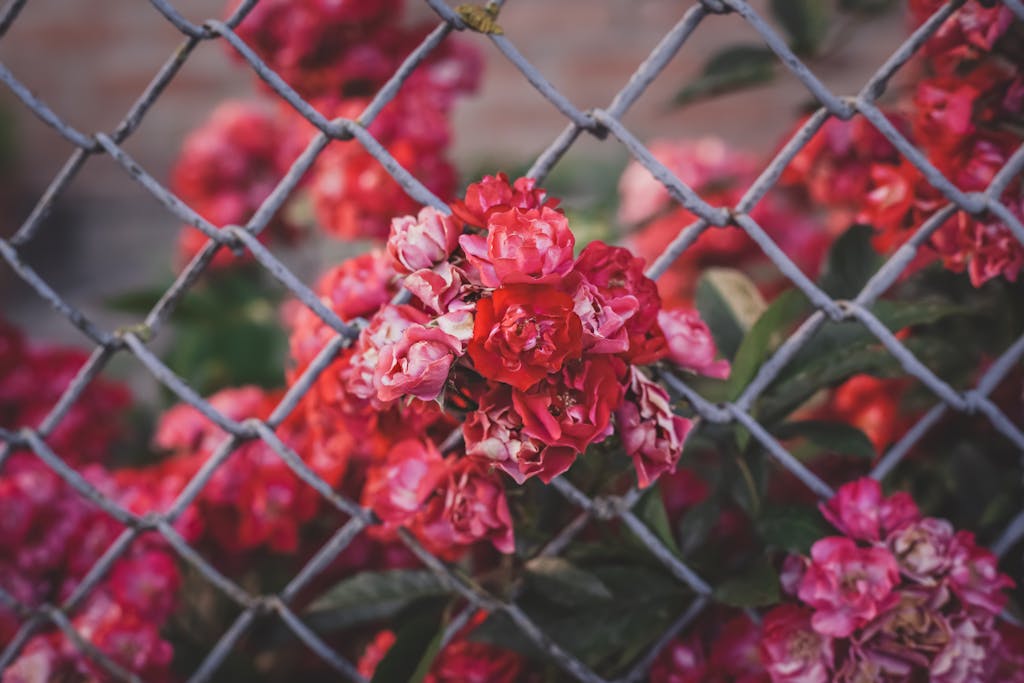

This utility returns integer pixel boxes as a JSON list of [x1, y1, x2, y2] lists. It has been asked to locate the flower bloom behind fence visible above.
[[1, 0, 1023, 682]]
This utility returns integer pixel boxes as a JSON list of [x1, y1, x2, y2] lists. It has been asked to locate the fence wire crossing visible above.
[[1, 0, 1024, 681]]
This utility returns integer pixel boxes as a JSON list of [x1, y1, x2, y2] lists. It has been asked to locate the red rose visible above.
[[450, 173, 553, 228], [513, 356, 627, 453], [468, 284, 583, 391]]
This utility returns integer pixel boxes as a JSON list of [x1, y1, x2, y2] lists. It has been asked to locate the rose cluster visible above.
[[171, 0, 481, 265], [786, 1, 1024, 287], [760, 478, 1017, 682]]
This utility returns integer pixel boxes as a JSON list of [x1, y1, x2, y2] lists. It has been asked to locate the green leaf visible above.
[[818, 224, 884, 299], [713, 556, 781, 608], [672, 45, 777, 107], [695, 267, 770, 359], [677, 496, 721, 556], [727, 289, 810, 400], [839, 0, 897, 14], [770, 0, 830, 55], [634, 485, 684, 558], [525, 557, 614, 607], [775, 419, 877, 460], [305, 569, 451, 630], [757, 505, 829, 554], [370, 601, 446, 683]]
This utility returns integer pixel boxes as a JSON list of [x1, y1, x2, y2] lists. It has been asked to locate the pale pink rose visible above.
[[887, 517, 955, 583], [459, 206, 574, 287], [946, 530, 1014, 615], [463, 386, 577, 484], [615, 367, 692, 488], [566, 272, 637, 355], [343, 305, 428, 402], [404, 262, 474, 314], [386, 206, 461, 273], [930, 619, 989, 683], [374, 324, 461, 402], [658, 309, 730, 379]]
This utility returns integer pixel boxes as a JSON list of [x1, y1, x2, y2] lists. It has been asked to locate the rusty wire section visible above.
[[2, 0, 1024, 681]]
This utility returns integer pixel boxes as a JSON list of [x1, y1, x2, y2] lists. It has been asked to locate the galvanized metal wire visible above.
[[1, 0, 1023, 681]]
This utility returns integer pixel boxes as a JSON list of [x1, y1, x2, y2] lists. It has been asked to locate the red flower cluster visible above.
[[621, 138, 830, 307], [650, 612, 767, 683], [372, 174, 730, 489], [0, 320, 130, 466], [357, 617, 525, 683], [171, 101, 300, 267], [789, 2, 1024, 286], [760, 478, 1016, 682]]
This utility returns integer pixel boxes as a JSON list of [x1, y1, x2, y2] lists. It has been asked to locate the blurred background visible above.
[[0, 0, 906, 348]]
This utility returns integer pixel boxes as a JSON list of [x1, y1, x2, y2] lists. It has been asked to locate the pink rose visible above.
[[459, 206, 574, 287], [374, 324, 461, 402], [463, 385, 577, 484], [343, 305, 428, 402], [404, 262, 475, 314], [387, 206, 461, 273], [819, 478, 921, 543], [657, 309, 730, 379], [414, 459, 515, 556], [798, 537, 900, 637], [760, 605, 833, 683], [363, 439, 446, 527], [615, 367, 692, 488]]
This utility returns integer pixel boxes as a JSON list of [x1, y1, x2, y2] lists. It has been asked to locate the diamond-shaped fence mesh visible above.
[[1, 0, 1023, 681]]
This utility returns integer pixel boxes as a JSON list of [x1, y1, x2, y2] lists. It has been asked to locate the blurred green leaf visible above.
[[524, 557, 614, 607], [757, 505, 828, 555], [770, 0, 831, 55], [818, 224, 884, 299], [634, 485, 684, 558], [839, 0, 898, 14], [713, 556, 780, 608], [727, 289, 810, 400], [775, 419, 877, 460], [672, 45, 777, 107], [677, 496, 721, 556], [371, 601, 446, 683], [306, 569, 450, 624], [696, 267, 770, 359]]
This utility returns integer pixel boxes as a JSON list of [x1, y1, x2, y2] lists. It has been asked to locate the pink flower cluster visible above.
[[650, 612, 767, 683], [761, 478, 1017, 682], [0, 320, 130, 466], [0, 454, 180, 683]]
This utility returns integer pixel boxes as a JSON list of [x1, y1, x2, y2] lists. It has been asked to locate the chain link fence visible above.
[[1, 0, 1024, 681]]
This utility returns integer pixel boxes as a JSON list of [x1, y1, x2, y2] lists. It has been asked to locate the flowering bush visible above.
[[3, 0, 1024, 682]]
